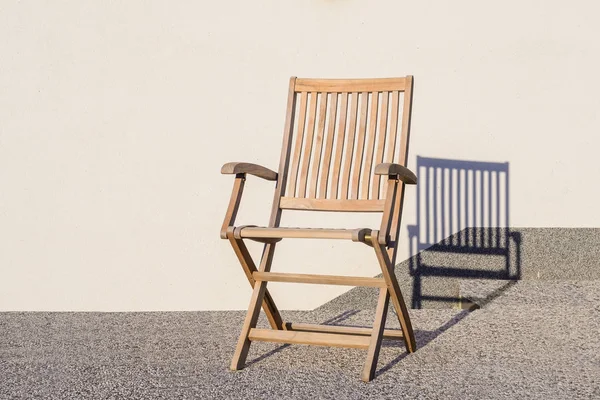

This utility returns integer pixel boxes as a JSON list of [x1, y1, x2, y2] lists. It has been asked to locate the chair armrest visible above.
[[221, 162, 278, 181], [374, 163, 417, 184]]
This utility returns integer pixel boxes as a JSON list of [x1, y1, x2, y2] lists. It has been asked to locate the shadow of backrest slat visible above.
[[408, 156, 520, 309]]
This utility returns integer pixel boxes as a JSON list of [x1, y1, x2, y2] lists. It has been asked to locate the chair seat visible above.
[[233, 225, 372, 242]]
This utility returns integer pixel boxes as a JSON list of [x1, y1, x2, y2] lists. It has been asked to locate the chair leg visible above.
[[372, 234, 417, 353], [230, 280, 269, 370], [361, 287, 390, 382], [227, 235, 284, 330]]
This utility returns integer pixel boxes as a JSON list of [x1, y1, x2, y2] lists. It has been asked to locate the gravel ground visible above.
[[2, 280, 600, 399]]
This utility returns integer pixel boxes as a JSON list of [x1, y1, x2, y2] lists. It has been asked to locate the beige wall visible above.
[[1, 1, 599, 311]]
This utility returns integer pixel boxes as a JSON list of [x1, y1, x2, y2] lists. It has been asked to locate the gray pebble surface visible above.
[[2, 280, 600, 399]]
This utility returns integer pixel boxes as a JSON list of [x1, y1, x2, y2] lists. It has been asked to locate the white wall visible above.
[[2, 1, 599, 311]]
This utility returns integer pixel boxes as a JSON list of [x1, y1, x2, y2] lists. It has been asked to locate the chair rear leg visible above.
[[230, 280, 269, 370], [361, 287, 390, 382]]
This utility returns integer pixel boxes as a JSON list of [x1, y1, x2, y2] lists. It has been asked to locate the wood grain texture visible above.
[[220, 176, 245, 239], [361, 288, 390, 382], [361, 92, 379, 199], [221, 163, 277, 181], [286, 323, 403, 340], [275, 77, 299, 200], [225, 76, 417, 382], [374, 163, 417, 184], [351, 92, 369, 200], [388, 76, 414, 245], [298, 92, 319, 197], [378, 179, 398, 245], [253, 271, 387, 287], [287, 91, 308, 197], [318, 94, 338, 198], [309, 93, 328, 198], [237, 226, 369, 240], [330, 93, 348, 199], [295, 77, 407, 92], [230, 281, 269, 370], [373, 92, 389, 199], [228, 77, 300, 367], [385, 91, 400, 164], [279, 197, 385, 212], [249, 328, 371, 349], [372, 233, 417, 353], [341, 93, 359, 199], [226, 233, 283, 330]]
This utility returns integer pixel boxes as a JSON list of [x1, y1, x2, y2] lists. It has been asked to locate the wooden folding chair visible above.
[[220, 76, 417, 381]]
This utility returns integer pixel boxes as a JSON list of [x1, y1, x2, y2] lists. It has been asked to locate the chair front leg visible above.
[[227, 232, 284, 330], [229, 240, 282, 370], [361, 287, 390, 382], [371, 231, 417, 353], [230, 280, 270, 370]]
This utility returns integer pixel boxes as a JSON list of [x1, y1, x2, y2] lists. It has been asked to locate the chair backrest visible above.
[[275, 77, 414, 213], [414, 156, 510, 251]]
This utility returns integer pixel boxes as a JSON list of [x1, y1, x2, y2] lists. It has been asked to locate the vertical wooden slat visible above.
[[361, 92, 379, 199], [351, 92, 369, 200], [298, 92, 319, 197], [318, 94, 338, 198], [341, 93, 360, 199], [308, 93, 328, 198], [287, 92, 308, 197], [373, 92, 389, 199], [385, 91, 400, 163], [330, 93, 348, 199]]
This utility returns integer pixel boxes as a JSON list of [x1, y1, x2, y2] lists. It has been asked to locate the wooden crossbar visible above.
[[279, 197, 385, 212], [253, 271, 387, 287], [286, 323, 403, 340], [248, 328, 371, 349], [294, 77, 407, 93]]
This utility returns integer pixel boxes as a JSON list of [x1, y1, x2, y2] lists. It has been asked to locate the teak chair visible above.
[[220, 76, 418, 381]]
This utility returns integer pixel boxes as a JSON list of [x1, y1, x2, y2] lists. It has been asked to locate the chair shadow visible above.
[[375, 279, 518, 378], [407, 156, 522, 309]]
